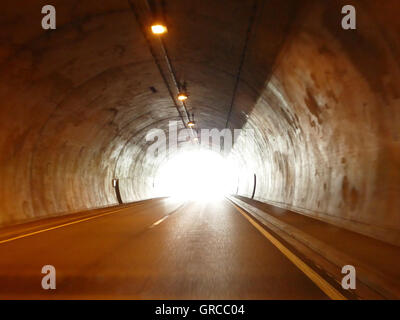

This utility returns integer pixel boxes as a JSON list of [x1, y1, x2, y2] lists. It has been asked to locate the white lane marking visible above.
[[148, 202, 187, 229], [149, 215, 169, 228]]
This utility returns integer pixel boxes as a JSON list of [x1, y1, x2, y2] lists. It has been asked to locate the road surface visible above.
[[0, 198, 331, 299]]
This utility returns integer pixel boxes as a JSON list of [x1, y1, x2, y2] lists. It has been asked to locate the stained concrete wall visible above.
[[231, 0, 400, 245], [0, 0, 262, 225], [0, 0, 399, 246], [0, 0, 180, 225]]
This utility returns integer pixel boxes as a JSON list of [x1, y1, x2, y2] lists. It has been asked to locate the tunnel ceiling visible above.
[[1, 0, 400, 246], [0, 0, 296, 223]]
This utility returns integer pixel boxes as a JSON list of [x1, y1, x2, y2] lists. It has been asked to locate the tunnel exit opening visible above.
[[153, 148, 239, 201]]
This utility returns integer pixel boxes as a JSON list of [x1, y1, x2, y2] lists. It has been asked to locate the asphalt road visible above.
[[0, 198, 329, 299]]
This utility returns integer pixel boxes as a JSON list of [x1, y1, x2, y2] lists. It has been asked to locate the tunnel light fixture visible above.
[[177, 93, 188, 101], [187, 121, 195, 128], [151, 24, 167, 35]]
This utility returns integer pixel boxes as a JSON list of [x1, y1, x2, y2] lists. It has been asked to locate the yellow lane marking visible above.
[[0, 206, 135, 245], [230, 201, 347, 300]]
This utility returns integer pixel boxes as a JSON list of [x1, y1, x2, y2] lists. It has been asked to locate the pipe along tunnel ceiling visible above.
[[0, 0, 400, 246]]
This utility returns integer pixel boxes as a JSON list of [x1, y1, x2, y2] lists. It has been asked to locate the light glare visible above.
[[154, 150, 238, 201], [178, 93, 188, 101], [151, 24, 167, 34]]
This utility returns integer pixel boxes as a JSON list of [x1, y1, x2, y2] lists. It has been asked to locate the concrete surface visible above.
[[229, 0, 400, 244]]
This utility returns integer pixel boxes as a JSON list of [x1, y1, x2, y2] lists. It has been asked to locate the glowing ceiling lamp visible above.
[[187, 120, 195, 128], [151, 24, 167, 35], [177, 93, 188, 101]]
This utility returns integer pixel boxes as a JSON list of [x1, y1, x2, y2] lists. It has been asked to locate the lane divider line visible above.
[[149, 215, 169, 228], [148, 202, 187, 229], [0, 206, 134, 245], [230, 201, 347, 300]]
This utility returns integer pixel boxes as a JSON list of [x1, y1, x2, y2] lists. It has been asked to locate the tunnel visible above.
[[0, 0, 399, 300]]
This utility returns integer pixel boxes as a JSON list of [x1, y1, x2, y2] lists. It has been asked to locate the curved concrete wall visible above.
[[0, 1, 181, 225], [0, 0, 399, 246], [232, 0, 400, 245]]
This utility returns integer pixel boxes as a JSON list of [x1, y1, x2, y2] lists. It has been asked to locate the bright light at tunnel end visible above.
[[154, 149, 238, 202]]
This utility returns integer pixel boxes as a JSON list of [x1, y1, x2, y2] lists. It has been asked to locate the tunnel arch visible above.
[[0, 0, 399, 248]]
